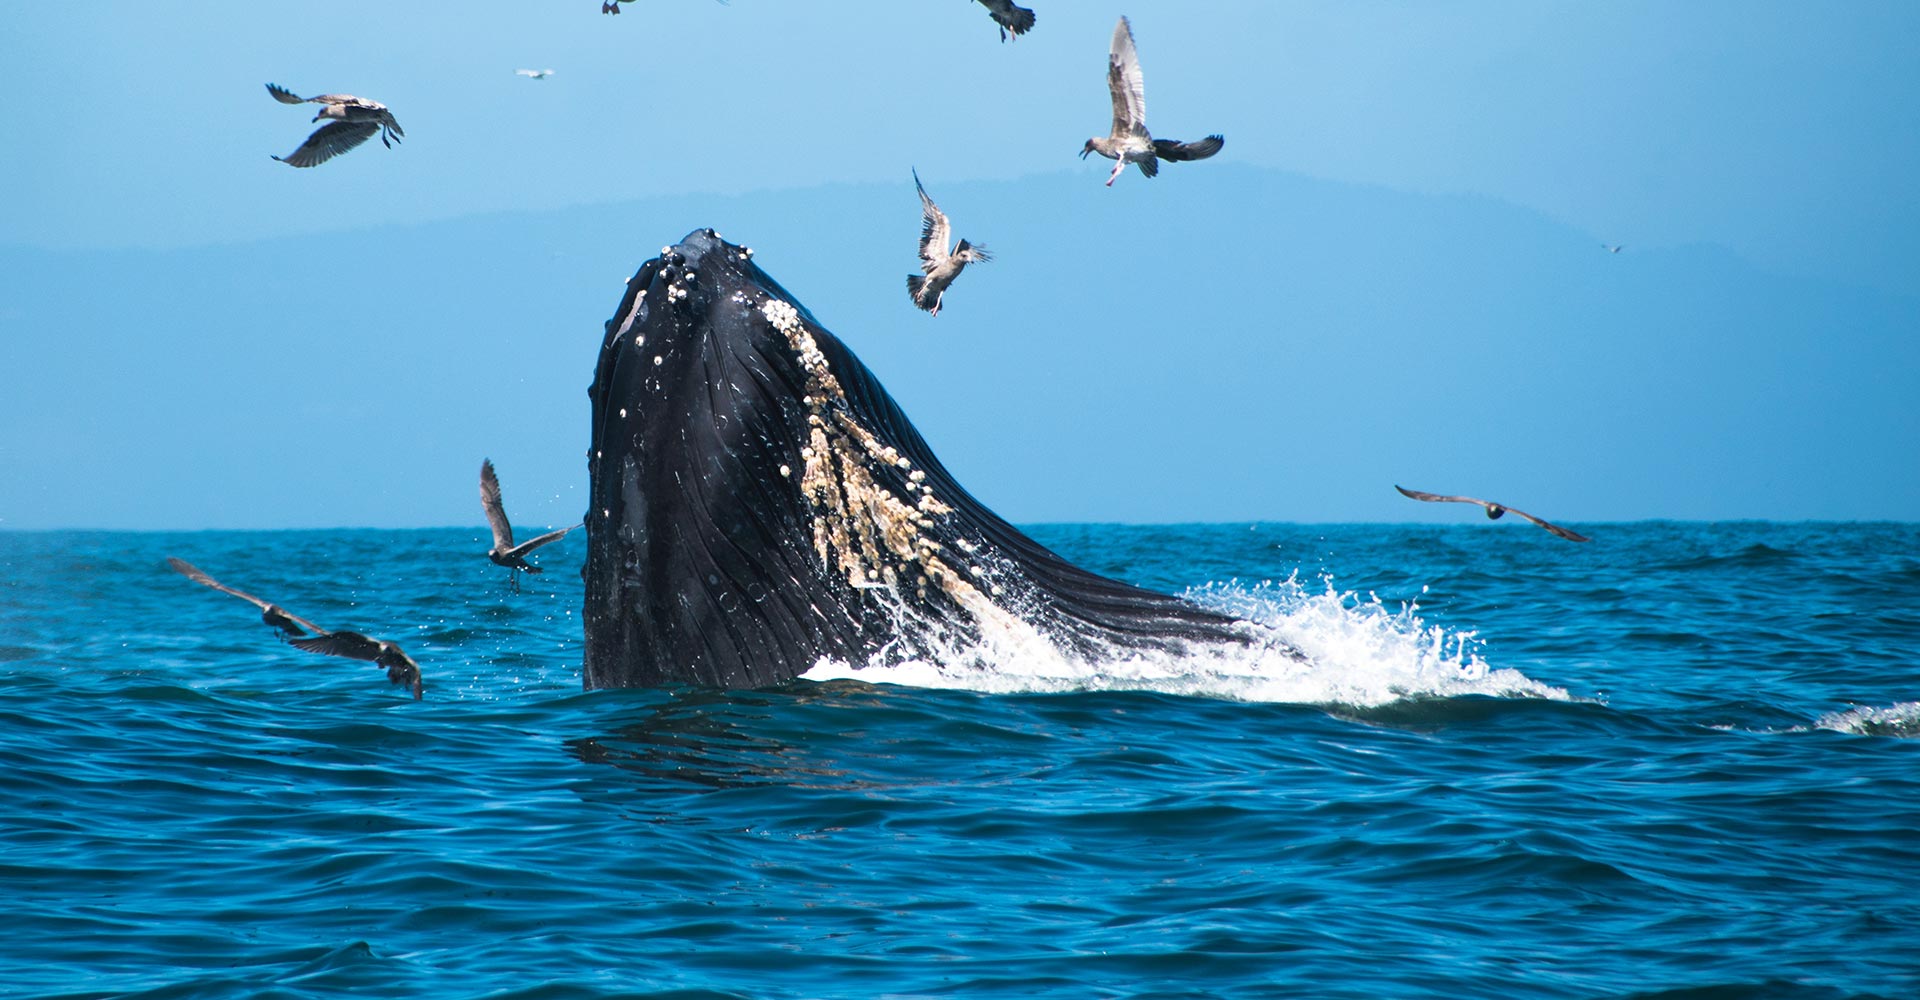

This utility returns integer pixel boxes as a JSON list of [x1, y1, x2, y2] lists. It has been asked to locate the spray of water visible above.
[[802, 572, 1569, 706], [1814, 701, 1920, 738]]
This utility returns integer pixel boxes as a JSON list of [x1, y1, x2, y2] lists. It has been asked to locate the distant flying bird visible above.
[[975, 0, 1036, 41], [1603, 243, 1624, 253], [603, 0, 726, 12], [1394, 485, 1592, 543], [515, 69, 555, 80], [288, 631, 425, 700], [1080, 16, 1224, 186], [267, 83, 403, 168], [905, 169, 991, 317], [168, 557, 326, 639], [480, 459, 578, 589]]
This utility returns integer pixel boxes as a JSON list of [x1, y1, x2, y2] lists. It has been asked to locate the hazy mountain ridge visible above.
[[5, 165, 1915, 529]]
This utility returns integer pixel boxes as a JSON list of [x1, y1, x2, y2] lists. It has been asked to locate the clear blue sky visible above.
[[2, 1, 1917, 529]]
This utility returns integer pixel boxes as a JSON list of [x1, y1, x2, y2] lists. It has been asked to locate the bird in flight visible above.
[[515, 69, 555, 80], [168, 557, 326, 639], [168, 556, 426, 697], [288, 631, 425, 700], [905, 170, 991, 317], [974, 0, 1036, 42], [1603, 243, 1624, 254], [266, 83, 403, 168], [481, 459, 578, 590], [1080, 16, 1224, 186], [1394, 485, 1592, 542], [603, 0, 727, 12]]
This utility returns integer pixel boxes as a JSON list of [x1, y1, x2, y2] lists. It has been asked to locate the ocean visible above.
[[2, 521, 1916, 999]]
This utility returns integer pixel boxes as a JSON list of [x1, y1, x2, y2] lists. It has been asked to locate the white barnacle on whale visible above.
[[762, 298, 802, 333]]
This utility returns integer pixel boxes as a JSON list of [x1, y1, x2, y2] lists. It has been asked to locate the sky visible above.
[[2, 1, 1917, 530]]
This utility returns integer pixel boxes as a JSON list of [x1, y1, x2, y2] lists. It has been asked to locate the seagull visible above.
[[167, 557, 326, 639], [1603, 243, 1624, 253], [169, 557, 425, 698], [604, 0, 726, 12], [974, 0, 1036, 42], [288, 631, 425, 700], [267, 83, 403, 168], [515, 69, 555, 80], [481, 459, 578, 590], [1080, 16, 1224, 187], [1394, 485, 1592, 543], [905, 169, 991, 317]]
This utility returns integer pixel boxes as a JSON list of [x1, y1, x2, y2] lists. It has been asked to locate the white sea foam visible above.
[[801, 573, 1569, 706], [1813, 701, 1920, 738]]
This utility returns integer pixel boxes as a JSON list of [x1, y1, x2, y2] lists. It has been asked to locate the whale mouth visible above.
[[583, 229, 1286, 691]]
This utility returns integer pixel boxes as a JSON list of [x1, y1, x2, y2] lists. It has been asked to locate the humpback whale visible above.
[[583, 230, 1282, 690]]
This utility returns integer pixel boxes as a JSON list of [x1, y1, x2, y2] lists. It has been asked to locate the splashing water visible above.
[[803, 573, 1569, 705], [1815, 701, 1920, 738]]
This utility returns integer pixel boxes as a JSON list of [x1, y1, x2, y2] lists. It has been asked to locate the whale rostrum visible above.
[[583, 229, 1278, 690]]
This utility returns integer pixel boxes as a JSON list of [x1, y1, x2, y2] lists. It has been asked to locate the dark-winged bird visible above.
[[975, 0, 1036, 42], [288, 631, 425, 700], [1395, 485, 1592, 542], [480, 459, 577, 590], [168, 557, 327, 639], [1080, 16, 1224, 186], [267, 83, 403, 168], [604, 0, 727, 12], [905, 169, 991, 317]]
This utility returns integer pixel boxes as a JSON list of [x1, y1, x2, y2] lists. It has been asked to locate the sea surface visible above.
[[2, 522, 1917, 1000]]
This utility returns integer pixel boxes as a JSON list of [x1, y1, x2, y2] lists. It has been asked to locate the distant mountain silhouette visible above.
[[5, 165, 1916, 528]]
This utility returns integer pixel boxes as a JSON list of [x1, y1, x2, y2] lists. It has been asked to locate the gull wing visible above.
[[289, 630, 386, 663], [273, 120, 378, 167], [167, 557, 329, 635], [168, 556, 272, 610], [913, 169, 952, 271], [1152, 135, 1224, 161], [506, 523, 578, 560], [978, 0, 1035, 38], [479, 459, 516, 550], [1107, 16, 1147, 138], [1395, 485, 1488, 508], [266, 83, 308, 104], [1500, 507, 1592, 543]]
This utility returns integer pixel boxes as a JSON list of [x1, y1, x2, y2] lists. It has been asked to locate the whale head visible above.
[[582, 229, 1258, 690]]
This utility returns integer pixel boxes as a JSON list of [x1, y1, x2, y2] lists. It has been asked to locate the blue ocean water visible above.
[[2, 522, 1917, 999]]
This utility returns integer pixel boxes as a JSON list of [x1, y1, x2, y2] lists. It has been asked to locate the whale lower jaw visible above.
[[581, 229, 1268, 690]]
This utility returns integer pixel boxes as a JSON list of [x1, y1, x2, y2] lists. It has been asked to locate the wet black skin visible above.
[[582, 229, 1265, 690]]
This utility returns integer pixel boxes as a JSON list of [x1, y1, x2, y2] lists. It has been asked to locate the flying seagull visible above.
[[1394, 485, 1592, 543], [1080, 16, 1224, 186], [905, 169, 991, 317], [481, 459, 577, 590], [515, 69, 555, 80], [288, 631, 425, 700], [168, 557, 326, 639], [169, 557, 427, 697], [975, 0, 1036, 42], [1603, 243, 1624, 253], [603, 0, 726, 12], [267, 83, 403, 168]]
